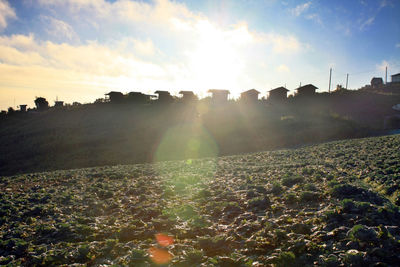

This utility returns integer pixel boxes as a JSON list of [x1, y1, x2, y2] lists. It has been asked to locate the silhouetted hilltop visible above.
[[1, 89, 400, 176]]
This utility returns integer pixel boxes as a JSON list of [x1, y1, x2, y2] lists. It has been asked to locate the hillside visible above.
[[1, 134, 400, 266], [1, 92, 388, 176]]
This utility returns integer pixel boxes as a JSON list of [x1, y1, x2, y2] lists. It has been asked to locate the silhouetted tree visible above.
[[94, 98, 106, 104], [35, 97, 49, 110], [7, 107, 15, 114]]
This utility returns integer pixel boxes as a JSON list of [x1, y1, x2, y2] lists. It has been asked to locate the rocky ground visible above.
[[1, 134, 400, 266]]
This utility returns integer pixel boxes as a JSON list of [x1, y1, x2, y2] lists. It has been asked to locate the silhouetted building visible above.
[[208, 89, 230, 103], [268, 87, 289, 101], [105, 91, 124, 103], [35, 97, 49, 110], [127, 92, 152, 104], [240, 89, 260, 103], [295, 84, 318, 97], [19, 105, 27, 112], [179, 91, 197, 102], [392, 73, 400, 83], [371, 77, 383, 87], [54, 101, 64, 107], [154, 91, 174, 103]]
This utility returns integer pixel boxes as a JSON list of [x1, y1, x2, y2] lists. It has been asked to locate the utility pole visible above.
[[328, 68, 332, 93], [385, 66, 387, 84], [346, 74, 349, 89]]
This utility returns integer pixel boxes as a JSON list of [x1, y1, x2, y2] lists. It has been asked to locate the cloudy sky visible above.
[[0, 0, 399, 109]]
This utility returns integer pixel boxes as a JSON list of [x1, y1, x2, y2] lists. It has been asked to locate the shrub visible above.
[[248, 196, 270, 210], [285, 193, 298, 204], [198, 235, 232, 256], [274, 251, 296, 267], [129, 249, 148, 264], [271, 182, 283, 195], [185, 249, 204, 264], [331, 184, 363, 198], [304, 183, 318, 191], [274, 229, 287, 241], [282, 176, 304, 187], [299, 191, 320, 203], [347, 225, 377, 242]]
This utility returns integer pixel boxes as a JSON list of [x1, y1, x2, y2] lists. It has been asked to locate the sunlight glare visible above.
[[187, 20, 247, 94]]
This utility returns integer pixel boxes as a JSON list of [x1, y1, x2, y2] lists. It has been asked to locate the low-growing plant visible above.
[[304, 183, 318, 191], [282, 176, 304, 187], [285, 193, 298, 204], [274, 251, 296, 267], [129, 249, 148, 264], [274, 229, 287, 241], [271, 182, 283, 195], [185, 249, 204, 264], [299, 191, 320, 203]]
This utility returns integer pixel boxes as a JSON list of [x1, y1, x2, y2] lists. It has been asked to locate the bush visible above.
[[347, 225, 377, 242], [129, 249, 148, 264], [248, 196, 270, 210], [282, 176, 304, 187], [331, 184, 363, 198], [274, 251, 296, 267], [285, 193, 298, 204], [299, 191, 320, 203], [271, 182, 283, 195], [304, 183, 318, 191], [185, 249, 204, 264]]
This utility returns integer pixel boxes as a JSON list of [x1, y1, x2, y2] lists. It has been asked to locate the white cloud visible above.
[[0, 0, 310, 109], [290, 2, 311, 16], [359, 16, 375, 31], [277, 64, 290, 73], [0, 0, 16, 31], [38, 0, 305, 55], [376, 60, 389, 72], [379, 0, 394, 9], [41, 16, 80, 42], [396, 43, 400, 48], [306, 13, 322, 25], [132, 39, 157, 57], [0, 34, 168, 84], [0, 33, 36, 50], [262, 33, 302, 53], [38, 0, 199, 29]]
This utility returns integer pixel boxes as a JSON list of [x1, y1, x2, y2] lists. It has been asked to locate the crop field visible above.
[[1, 134, 400, 266]]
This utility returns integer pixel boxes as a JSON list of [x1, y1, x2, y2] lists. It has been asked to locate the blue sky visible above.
[[0, 0, 399, 109]]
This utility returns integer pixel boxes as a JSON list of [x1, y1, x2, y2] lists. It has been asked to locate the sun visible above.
[[186, 20, 247, 96]]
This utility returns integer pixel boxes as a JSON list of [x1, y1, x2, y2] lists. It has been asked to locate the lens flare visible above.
[[154, 122, 218, 162], [155, 233, 174, 247], [148, 247, 173, 265]]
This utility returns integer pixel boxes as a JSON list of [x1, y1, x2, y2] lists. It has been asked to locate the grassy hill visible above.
[[1, 134, 400, 266], [0, 96, 379, 176]]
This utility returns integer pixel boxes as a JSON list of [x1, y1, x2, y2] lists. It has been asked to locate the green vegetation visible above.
[[2, 90, 388, 176], [1, 134, 400, 265]]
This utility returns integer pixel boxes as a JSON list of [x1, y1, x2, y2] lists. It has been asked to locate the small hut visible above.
[[295, 84, 318, 97], [179, 91, 197, 102], [154, 90, 174, 103], [105, 91, 124, 103], [208, 89, 230, 103], [240, 89, 260, 103], [268, 87, 289, 101]]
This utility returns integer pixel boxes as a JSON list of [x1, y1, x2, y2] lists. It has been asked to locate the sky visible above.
[[0, 0, 399, 110]]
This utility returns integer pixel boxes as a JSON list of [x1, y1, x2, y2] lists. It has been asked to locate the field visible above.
[[1, 134, 400, 266]]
